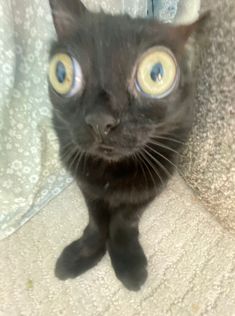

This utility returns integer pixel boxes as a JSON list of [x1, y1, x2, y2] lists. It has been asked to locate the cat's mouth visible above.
[[98, 144, 114, 153], [89, 143, 134, 162], [95, 144, 120, 161], [78, 137, 144, 162]]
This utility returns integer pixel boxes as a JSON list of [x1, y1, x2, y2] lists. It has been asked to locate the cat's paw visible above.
[[55, 238, 106, 280], [108, 243, 148, 291]]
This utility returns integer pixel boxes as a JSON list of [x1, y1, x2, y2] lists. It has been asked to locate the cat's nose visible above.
[[85, 112, 119, 138]]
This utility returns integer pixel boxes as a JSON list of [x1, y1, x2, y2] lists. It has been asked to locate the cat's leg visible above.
[[108, 209, 147, 291], [55, 198, 109, 280]]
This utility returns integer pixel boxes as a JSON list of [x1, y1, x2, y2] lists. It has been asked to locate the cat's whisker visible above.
[[60, 147, 73, 162], [144, 146, 172, 178], [62, 149, 76, 166], [131, 153, 138, 168], [61, 146, 79, 165], [61, 142, 74, 151], [142, 151, 163, 186], [82, 152, 89, 173], [152, 135, 185, 145], [60, 142, 72, 152], [75, 151, 84, 175], [134, 152, 148, 187], [148, 139, 182, 156], [142, 147, 168, 181], [138, 151, 157, 188], [147, 146, 179, 170], [140, 149, 164, 185], [68, 149, 81, 172], [146, 145, 186, 180]]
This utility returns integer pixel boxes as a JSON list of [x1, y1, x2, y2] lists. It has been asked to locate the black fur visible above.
[[49, 0, 198, 291]]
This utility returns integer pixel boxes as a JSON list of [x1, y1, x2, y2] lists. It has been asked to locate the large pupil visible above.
[[56, 61, 66, 83], [150, 63, 164, 82]]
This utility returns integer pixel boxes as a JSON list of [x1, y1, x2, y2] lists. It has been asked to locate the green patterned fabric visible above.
[[0, 0, 73, 239]]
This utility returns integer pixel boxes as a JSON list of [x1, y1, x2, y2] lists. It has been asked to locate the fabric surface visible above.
[[180, 0, 235, 232], [174, 0, 201, 24], [82, 0, 147, 16], [147, 0, 180, 21], [1, 174, 235, 316], [0, 0, 73, 240]]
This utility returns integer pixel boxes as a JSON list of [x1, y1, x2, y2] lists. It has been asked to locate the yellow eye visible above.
[[135, 46, 179, 99], [48, 53, 83, 96]]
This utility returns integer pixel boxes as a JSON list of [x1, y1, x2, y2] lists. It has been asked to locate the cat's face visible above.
[[49, 0, 199, 162]]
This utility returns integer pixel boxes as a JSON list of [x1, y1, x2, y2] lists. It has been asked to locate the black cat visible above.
[[48, 0, 205, 291]]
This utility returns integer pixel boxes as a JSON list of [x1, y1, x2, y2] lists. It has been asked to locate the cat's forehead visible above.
[[62, 15, 149, 85], [52, 13, 180, 65], [75, 15, 141, 50], [80, 14, 143, 37], [67, 14, 175, 72]]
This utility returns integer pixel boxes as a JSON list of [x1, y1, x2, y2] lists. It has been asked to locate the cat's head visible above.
[[48, 0, 205, 162]]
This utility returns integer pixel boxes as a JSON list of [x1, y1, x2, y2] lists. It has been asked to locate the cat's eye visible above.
[[48, 53, 83, 97], [135, 46, 179, 99]]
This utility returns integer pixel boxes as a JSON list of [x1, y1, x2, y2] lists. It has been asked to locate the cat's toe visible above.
[[118, 264, 148, 291], [109, 244, 148, 291], [55, 239, 106, 280]]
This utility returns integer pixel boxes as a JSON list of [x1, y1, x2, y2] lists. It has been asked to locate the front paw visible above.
[[55, 238, 106, 280], [108, 242, 148, 291]]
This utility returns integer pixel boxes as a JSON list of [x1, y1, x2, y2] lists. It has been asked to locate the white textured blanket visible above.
[[1, 175, 235, 315]]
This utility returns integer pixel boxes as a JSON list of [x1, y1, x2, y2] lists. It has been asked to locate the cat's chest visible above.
[[77, 167, 158, 207]]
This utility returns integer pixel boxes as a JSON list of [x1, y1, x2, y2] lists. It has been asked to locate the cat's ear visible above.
[[172, 11, 210, 43], [49, 0, 88, 39]]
